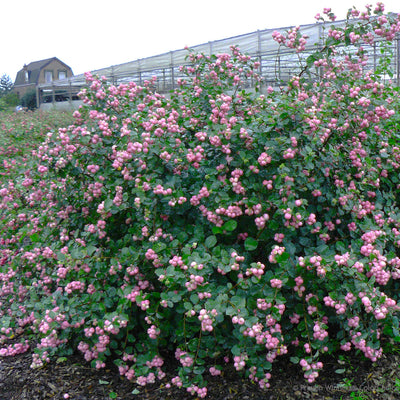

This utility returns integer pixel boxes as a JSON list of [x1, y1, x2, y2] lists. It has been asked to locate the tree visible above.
[[0, 93, 19, 111], [20, 89, 37, 110], [0, 74, 13, 96]]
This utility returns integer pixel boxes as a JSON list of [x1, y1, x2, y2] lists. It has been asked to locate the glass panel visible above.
[[45, 71, 53, 83]]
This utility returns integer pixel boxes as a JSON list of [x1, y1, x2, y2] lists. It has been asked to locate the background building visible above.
[[13, 57, 73, 99]]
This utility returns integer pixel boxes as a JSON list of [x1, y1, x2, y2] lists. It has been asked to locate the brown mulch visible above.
[[1, 341, 400, 400]]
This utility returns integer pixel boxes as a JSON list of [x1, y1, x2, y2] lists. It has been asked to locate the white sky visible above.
[[1, 0, 399, 82]]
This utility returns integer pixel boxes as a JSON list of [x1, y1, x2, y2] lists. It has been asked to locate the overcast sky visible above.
[[1, 0, 399, 82]]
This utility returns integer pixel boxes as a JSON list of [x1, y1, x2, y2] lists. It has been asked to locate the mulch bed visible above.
[[1, 340, 400, 400]]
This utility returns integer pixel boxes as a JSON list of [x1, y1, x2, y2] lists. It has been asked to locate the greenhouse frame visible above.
[[37, 17, 400, 109]]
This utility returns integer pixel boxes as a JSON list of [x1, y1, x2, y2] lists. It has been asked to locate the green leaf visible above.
[[230, 295, 246, 310], [120, 247, 130, 256], [335, 369, 346, 374], [335, 241, 346, 252], [30, 233, 40, 243], [171, 292, 182, 303], [205, 235, 217, 248], [104, 198, 114, 212], [284, 241, 296, 256], [392, 316, 399, 337], [188, 338, 199, 352], [231, 344, 241, 356], [177, 231, 188, 242], [222, 220, 237, 232], [226, 306, 235, 316], [70, 247, 83, 260], [193, 366, 205, 374], [56, 252, 66, 262], [131, 389, 140, 395], [99, 379, 109, 385], [244, 237, 258, 251], [152, 242, 167, 253], [190, 293, 199, 304], [298, 237, 311, 247], [86, 244, 97, 256], [212, 226, 223, 234]]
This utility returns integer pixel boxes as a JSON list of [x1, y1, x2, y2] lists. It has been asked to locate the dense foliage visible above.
[[0, 93, 19, 112], [1, 4, 400, 397], [0, 74, 18, 111], [20, 89, 38, 110]]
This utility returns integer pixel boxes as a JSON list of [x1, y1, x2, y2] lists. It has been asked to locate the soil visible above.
[[1, 337, 400, 400]]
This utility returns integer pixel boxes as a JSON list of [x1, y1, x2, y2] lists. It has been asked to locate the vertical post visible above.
[[209, 41, 213, 56], [52, 84, 55, 106], [68, 80, 73, 106], [111, 66, 115, 85], [138, 60, 142, 86], [162, 68, 166, 92], [277, 54, 281, 83], [36, 86, 40, 109], [170, 51, 175, 90], [318, 23, 323, 81], [257, 30, 263, 88]]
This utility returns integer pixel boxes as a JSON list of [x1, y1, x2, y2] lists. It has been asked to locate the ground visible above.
[[1, 338, 400, 400]]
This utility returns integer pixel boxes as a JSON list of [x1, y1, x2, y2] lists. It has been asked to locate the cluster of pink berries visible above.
[[245, 261, 265, 279], [0, 340, 29, 357], [198, 308, 217, 332], [187, 385, 207, 398], [268, 246, 285, 264], [300, 359, 323, 383]]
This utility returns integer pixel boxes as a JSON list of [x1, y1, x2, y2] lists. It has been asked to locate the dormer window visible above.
[[58, 70, 67, 80], [23, 64, 29, 83], [45, 70, 53, 83]]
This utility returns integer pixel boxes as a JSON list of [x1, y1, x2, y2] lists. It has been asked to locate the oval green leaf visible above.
[[244, 237, 258, 251], [205, 235, 217, 248]]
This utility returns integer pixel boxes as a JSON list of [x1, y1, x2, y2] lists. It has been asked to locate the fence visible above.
[[37, 17, 400, 108]]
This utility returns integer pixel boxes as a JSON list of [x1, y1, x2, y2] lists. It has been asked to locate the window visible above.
[[58, 70, 67, 80], [23, 64, 29, 83], [45, 70, 53, 83]]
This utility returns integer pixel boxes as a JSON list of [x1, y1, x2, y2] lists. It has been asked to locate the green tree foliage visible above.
[[0, 74, 13, 96], [0, 93, 19, 111], [20, 89, 37, 110]]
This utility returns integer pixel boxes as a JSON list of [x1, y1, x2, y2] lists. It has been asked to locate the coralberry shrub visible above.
[[1, 3, 400, 397]]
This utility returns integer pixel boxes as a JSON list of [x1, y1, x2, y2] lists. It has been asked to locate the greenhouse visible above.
[[37, 17, 400, 109]]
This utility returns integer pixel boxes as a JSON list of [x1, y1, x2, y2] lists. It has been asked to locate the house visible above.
[[13, 57, 73, 99]]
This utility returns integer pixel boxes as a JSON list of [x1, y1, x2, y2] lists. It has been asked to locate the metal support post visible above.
[[170, 51, 175, 90]]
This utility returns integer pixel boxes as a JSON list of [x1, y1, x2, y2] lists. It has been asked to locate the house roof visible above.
[[14, 57, 72, 86]]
